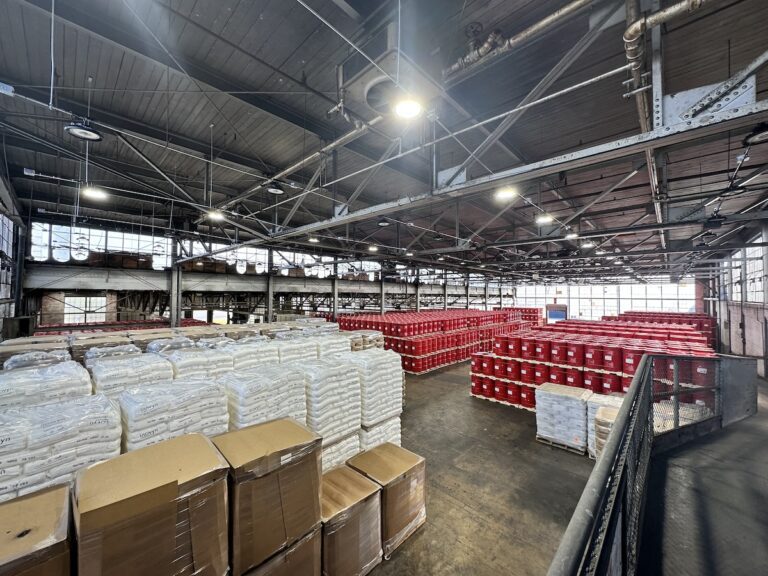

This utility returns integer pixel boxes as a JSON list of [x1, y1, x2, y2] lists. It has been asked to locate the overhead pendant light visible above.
[[437, 256, 445, 261], [82, 185, 108, 200], [495, 187, 517, 201], [743, 123, 768, 146], [308, 236, 320, 243], [236, 260, 247, 274], [581, 241, 596, 249], [405, 251, 414, 257], [377, 218, 390, 227], [195, 261, 203, 266], [207, 210, 224, 221], [565, 232, 578, 240], [393, 98, 422, 119], [368, 245, 378, 252], [64, 121, 102, 142], [535, 213, 554, 225], [267, 184, 284, 195], [479, 264, 486, 268]]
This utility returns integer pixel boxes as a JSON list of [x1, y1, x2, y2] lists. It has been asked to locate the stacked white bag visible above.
[[161, 347, 233, 378], [314, 335, 351, 358], [222, 341, 280, 371], [335, 349, 403, 427], [118, 379, 228, 451], [0, 361, 92, 409], [587, 394, 625, 458], [359, 416, 402, 450], [321, 434, 361, 472], [3, 350, 72, 371], [83, 344, 142, 365], [292, 358, 361, 445], [88, 353, 174, 398], [0, 394, 121, 502], [219, 365, 306, 430], [276, 339, 318, 363], [535, 383, 593, 451]]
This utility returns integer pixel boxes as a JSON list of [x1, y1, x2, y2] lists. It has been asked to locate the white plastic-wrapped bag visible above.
[[0, 361, 92, 410], [145, 337, 194, 354], [276, 339, 318, 363], [321, 434, 361, 472], [335, 349, 403, 427], [222, 341, 280, 371], [89, 353, 173, 398], [359, 416, 402, 450], [196, 337, 235, 349], [84, 344, 142, 366], [3, 350, 72, 371]]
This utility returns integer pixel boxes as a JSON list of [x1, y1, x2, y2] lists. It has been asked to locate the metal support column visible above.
[[672, 358, 680, 429], [498, 278, 503, 309], [379, 280, 385, 314], [332, 259, 339, 321], [465, 274, 471, 309], [443, 271, 448, 310], [13, 226, 25, 315], [169, 265, 182, 328], [266, 249, 274, 322], [485, 281, 490, 311], [415, 282, 421, 312]]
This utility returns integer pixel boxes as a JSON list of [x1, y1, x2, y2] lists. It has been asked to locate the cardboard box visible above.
[[212, 418, 321, 576], [74, 433, 229, 576], [346, 443, 426, 557], [321, 467, 382, 576], [245, 528, 320, 576], [0, 486, 70, 576]]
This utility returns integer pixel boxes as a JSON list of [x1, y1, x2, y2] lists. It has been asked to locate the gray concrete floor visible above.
[[372, 363, 594, 576], [639, 379, 768, 576]]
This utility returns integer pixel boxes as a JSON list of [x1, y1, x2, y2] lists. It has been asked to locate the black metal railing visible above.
[[548, 354, 721, 576]]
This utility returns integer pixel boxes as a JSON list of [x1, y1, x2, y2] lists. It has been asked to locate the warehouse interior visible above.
[[0, 0, 767, 575]]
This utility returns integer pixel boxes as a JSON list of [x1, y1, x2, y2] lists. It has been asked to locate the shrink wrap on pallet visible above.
[[3, 349, 72, 371], [292, 359, 361, 445], [314, 334, 351, 357], [587, 394, 625, 458], [276, 339, 318, 363], [145, 336, 194, 354], [0, 360, 92, 409], [83, 343, 142, 365], [335, 349, 403, 427], [535, 383, 592, 451], [161, 347, 233, 378], [359, 416, 402, 451], [119, 379, 228, 451], [594, 406, 621, 458], [219, 365, 307, 430], [88, 353, 174, 398], [0, 394, 121, 503], [652, 400, 715, 434], [195, 336, 235, 349], [223, 340, 281, 371], [321, 433, 361, 472]]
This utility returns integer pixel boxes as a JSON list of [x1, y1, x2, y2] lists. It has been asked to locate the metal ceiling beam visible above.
[[281, 162, 325, 229], [17, 0, 428, 185]]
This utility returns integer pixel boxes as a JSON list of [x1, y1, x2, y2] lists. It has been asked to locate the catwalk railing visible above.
[[548, 354, 721, 576]]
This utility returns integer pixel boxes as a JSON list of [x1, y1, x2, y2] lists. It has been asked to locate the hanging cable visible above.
[[49, 0, 55, 109]]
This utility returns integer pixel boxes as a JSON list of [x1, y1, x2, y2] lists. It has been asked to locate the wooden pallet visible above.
[[535, 436, 586, 455], [470, 393, 536, 412]]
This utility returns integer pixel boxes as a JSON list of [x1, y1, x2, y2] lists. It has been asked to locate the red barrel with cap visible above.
[[565, 342, 584, 367], [602, 345, 623, 372], [519, 362, 534, 384], [622, 347, 644, 375], [584, 343, 603, 370], [494, 335, 509, 357], [602, 372, 621, 393], [493, 357, 506, 378], [481, 377, 494, 398], [494, 380, 508, 402], [534, 338, 551, 362], [549, 366, 566, 385], [583, 371, 603, 394], [520, 386, 536, 409], [534, 363, 550, 385], [566, 368, 584, 388], [471, 375, 481, 395], [481, 354, 494, 376], [507, 335, 522, 358], [550, 340, 568, 365], [621, 375, 633, 393], [506, 359, 521, 381], [507, 383, 521, 404], [691, 354, 715, 387], [520, 336, 535, 360]]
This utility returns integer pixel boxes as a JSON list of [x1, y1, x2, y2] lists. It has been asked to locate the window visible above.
[[31, 222, 50, 261], [63, 296, 107, 324], [745, 245, 764, 303]]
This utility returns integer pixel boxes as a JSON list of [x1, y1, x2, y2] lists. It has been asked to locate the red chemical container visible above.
[[494, 335, 508, 357], [621, 375, 633, 393], [622, 347, 644, 375], [470, 375, 481, 395], [602, 345, 623, 372], [584, 344, 603, 370], [494, 380, 508, 402], [534, 364, 550, 385], [481, 355, 494, 376], [550, 340, 568, 365], [549, 366, 566, 385], [519, 362, 534, 384], [481, 377, 494, 398], [566, 368, 583, 388], [565, 342, 584, 367], [507, 335, 522, 358], [494, 357, 507, 378], [520, 386, 536, 409], [534, 338, 551, 362], [602, 373, 621, 393], [583, 371, 603, 394], [520, 336, 535, 360], [691, 356, 715, 386], [506, 359, 521, 381], [507, 383, 521, 405]]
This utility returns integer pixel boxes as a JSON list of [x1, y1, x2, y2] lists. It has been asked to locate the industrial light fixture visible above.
[[437, 256, 445, 261], [267, 184, 284, 195], [564, 232, 578, 240], [743, 123, 768, 146], [64, 121, 102, 141], [433, 233, 443, 241], [495, 187, 517, 201], [195, 261, 203, 266], [535, 213, 554, 225], [308, 236, 320, 243], [479, 264, 486, 268], [207, 210, 224, 221], [405, 251, 414, 256], [581, 241, 596, 249], [393, 98, 422, 119], [377, 218, 390, 227], [82, 185, 108, 200], [595, 250, 607, 255], [236, 260, 247, 274], [368, 245, 378, 252]]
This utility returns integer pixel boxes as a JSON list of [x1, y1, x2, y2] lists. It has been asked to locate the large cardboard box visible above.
[[73, 433, 229, 576], [321, 467, 382, 576], [212, 418, 321, 576], [346, 443, 426, 557], [245, 528, 320, 576], [0, 486, 70, 576]]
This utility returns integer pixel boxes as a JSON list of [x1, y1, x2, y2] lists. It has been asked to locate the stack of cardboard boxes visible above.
[[0, 419, 426, 576]]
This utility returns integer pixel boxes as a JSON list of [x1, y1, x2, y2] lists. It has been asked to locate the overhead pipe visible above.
[[444, 0, 595, 78]]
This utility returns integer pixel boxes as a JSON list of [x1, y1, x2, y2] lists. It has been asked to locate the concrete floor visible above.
[[372, 363, 594, 576], [639, 380, 768, 576]]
